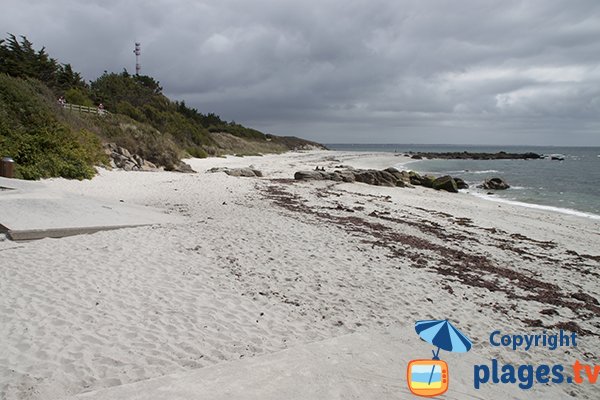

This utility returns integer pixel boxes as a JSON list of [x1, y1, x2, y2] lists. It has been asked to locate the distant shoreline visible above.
[[324, 145, 600, 218], [382, 149, 600, 219]]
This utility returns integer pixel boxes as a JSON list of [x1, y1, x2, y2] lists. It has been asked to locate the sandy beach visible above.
[[1, 150, 599, 399]]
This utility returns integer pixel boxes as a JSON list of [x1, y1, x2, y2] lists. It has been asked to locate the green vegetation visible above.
[[0, 34, 87, 93], [0, 34, 325, 180], [0, 74, 106, 179]]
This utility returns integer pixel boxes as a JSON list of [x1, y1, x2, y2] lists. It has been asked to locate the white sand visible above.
[[1, 150, 599, 399]]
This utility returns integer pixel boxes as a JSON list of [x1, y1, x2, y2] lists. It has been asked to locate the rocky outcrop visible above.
[[408, 171, 423, 185], [432, 175, 458, 193], [421, 175, 437, 188], [294, 170, 326, 180], [208, 167, 263, 177], [295, 167, 412, 187], [104, 143, 195, 173], [294, 170, 357, 183], [294, 167, 476, 194], [173, 162, 196, 173], [479, 177, 510, 190], [354, 169, 409, 187], [454, 178, 469, 189], [104, 143, 158, 171]]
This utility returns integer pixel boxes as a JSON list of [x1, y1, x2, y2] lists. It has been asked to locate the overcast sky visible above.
[[2, 0, 599, 145]]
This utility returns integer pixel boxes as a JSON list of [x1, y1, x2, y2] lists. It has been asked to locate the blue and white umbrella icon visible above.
[[415, 319, 472, 385]]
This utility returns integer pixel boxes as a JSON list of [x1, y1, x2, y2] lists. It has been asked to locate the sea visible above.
[[327, 144, 600, 220]]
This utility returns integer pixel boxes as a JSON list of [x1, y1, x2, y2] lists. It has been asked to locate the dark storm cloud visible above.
[[2, 0, 599, 144]]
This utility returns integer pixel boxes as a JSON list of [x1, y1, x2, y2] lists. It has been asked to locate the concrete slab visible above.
[[0, 177, 181, 240], [64, 330, 541, 400]]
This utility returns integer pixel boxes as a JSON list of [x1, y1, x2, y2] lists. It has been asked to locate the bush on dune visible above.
[[0, 74, 107, 180]]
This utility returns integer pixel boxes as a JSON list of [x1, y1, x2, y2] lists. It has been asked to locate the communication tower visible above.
[[134, 42, 141, 75]]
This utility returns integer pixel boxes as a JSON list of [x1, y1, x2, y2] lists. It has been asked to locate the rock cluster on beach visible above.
[[104, 143, 158, 171], [207, 166, 263, 177], [104, 143, 195, 173], [294, 167, 471, 193], [295, 168, 409, 187]]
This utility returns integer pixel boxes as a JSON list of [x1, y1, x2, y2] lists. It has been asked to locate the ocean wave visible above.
[[470, 193, 600, 220], [393, 162, 411, 170], [396, 160, 422, 170]]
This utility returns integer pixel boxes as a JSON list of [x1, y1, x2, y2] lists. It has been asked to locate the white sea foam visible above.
[[393, 162, 411, 171], [471, 192, 600, 220], [395, 160, 421, 170]]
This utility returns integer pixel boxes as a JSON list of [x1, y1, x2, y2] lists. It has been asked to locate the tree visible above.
[[134, 74, 162, 94], [0, 34, 92, 95], [57, 63, 87, 91]]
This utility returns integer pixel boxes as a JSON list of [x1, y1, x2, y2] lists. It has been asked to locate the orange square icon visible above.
[[407, 359, 449, 397]]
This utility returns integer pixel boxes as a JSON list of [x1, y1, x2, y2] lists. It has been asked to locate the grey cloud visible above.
[[2, 0, 599, 144]]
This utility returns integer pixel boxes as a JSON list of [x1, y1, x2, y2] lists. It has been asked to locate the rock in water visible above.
[[454, 178, 469, 189], [432, 175, 458, 193], [480, 177, 510, 190]]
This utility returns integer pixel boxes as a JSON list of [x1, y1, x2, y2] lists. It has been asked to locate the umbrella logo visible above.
[[407, 319, 472, 397]]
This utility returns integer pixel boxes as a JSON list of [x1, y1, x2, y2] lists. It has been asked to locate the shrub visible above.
[[186, 146, 208, 158], [64, 87, 94, 107], [115, 100, 146, 121], [0, 74, 106, 180]]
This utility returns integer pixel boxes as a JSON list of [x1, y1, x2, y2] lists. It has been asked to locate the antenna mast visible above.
[[134, 42, 141, 75]]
